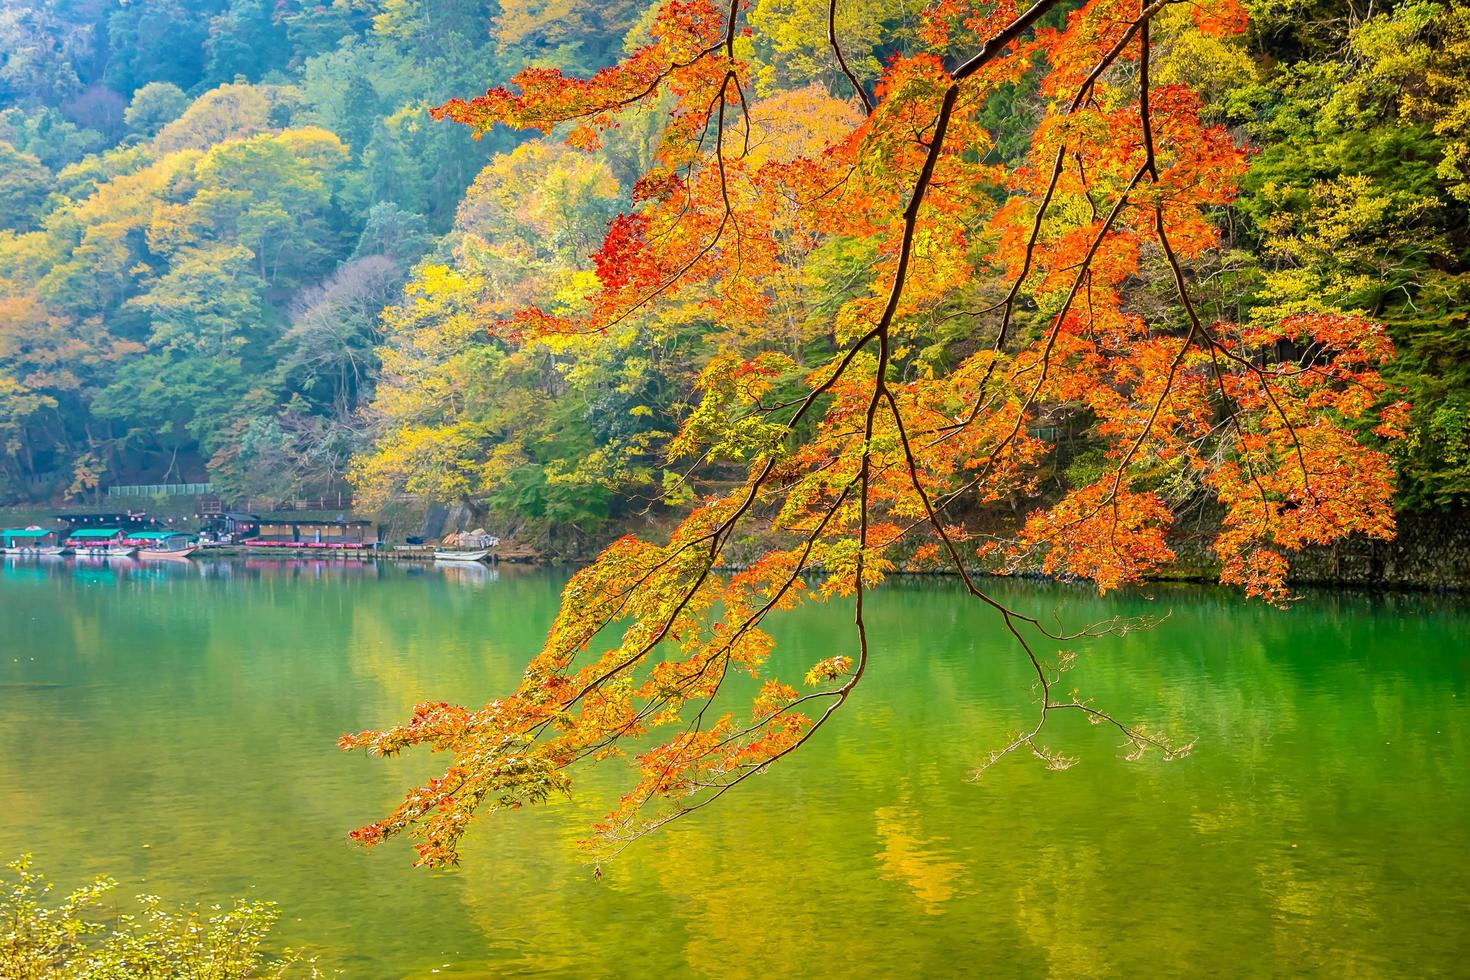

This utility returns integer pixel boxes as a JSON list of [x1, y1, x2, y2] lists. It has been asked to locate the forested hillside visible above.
[[0, 0, 636, 501], [1, 0, 1466, 538]]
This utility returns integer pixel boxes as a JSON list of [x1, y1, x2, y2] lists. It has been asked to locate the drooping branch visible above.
[[344, 0, 1401, 868]]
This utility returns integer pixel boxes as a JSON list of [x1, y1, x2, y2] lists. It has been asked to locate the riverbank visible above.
[[1161, 509, 1470, 592], [5, 504, 1466, 590], [711, 508, 1470, 594]]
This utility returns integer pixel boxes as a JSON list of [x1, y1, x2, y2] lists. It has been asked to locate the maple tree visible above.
[[341, 0, 1406, 868]]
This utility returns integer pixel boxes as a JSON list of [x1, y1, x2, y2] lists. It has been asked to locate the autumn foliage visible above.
[[342, 0, 1405, 867]]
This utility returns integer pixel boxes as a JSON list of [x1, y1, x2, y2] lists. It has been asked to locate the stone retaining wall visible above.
[[1167, 510, 1470, 591]]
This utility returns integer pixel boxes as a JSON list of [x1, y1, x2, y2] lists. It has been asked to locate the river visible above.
[[1, 557, 1466, 977]]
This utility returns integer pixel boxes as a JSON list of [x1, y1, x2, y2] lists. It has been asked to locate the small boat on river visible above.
[[433, 548, 491, 562], [1, 527, 68, 555], [66, 528, 137, 557], [129, 530, 198, 559]]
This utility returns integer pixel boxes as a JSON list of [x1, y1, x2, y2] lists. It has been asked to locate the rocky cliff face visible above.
[[1165, 510, 1470, 591]]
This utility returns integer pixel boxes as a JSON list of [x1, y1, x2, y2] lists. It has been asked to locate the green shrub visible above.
[[0, 855, 322, 979]]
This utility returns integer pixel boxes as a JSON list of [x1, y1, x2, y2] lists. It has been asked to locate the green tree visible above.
[[127, 244, 267, 358], [123, 81, 189, 137], [93, 244, 268, 472], [1229, 1, 1470, 508], [351, 200, 431, 265], [0, 106, 100, 169], [0, 141, 50, 230], [179, 128, 352, 286], [0, 0, 90, 107], [104, 0, 216, 96], [203, 0, 291, 85], [152, 81, 294, 153]]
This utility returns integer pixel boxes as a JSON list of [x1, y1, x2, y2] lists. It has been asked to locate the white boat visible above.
[[72, 544, 138, 557], [66, 527, 136, 556], [433, 548, 491, 562]]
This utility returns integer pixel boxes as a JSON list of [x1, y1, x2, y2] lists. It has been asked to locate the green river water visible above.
[[0, 556, 1466, 977]]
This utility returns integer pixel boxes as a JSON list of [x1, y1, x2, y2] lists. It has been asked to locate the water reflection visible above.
[[874, 795, 966, 913], [432, 560, 499, 587], [1, 553, 512, 585]]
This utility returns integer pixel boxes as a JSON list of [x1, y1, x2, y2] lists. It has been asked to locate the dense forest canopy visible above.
[[0, 0, 1466, 533], [0, 0, 635, 502]]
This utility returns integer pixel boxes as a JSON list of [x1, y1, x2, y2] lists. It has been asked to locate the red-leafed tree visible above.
[[341, 0, 1406, 868]]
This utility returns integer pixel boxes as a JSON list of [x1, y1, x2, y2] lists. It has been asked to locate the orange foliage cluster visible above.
[[346, 0, 1405, 866]]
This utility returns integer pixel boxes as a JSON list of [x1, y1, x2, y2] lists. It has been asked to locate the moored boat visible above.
[[432, 548, 491, 562], [130, 530, 199, 559], [141, 546, 197, 559], [65, 527, 136, 556], [0, 527, 68, 555]]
